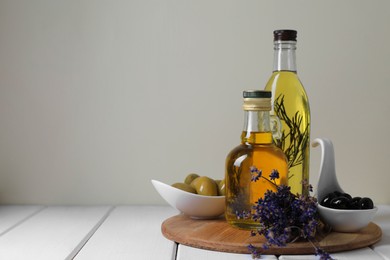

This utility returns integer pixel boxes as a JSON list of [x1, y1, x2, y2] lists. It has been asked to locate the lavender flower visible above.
[[269, 169, 279, 180], [315, 247, 333, 260], [235, 210, 251, 220], [250, 166, 262, 182], [247, 244, 262, 259]]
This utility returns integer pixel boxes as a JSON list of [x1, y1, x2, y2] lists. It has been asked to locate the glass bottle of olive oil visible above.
[[225, 90, 288, 230], [264, 30, 310, 196]]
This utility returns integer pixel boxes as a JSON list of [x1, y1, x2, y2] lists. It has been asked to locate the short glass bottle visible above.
[[225, 90, 288, 230]]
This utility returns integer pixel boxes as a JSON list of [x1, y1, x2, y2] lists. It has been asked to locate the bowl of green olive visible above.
[[151, 173, 225, 219]]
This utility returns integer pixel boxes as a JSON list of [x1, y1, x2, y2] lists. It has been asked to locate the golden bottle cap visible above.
[[242, 90, 271, 111]]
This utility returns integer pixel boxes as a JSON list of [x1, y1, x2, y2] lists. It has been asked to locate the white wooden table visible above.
[[0, 205, 388, 259]]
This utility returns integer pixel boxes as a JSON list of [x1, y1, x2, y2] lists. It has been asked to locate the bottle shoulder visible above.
[[264, 71, 310, 115], [227, 143, 287, 158], [226, 143, 288, 175], [265, 71, 308, 95]]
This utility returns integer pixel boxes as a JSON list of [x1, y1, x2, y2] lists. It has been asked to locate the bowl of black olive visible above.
[[317, 190, 378, 232]]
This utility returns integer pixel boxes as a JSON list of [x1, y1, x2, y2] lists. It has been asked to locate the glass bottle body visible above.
[[225, 111, 288, 230], [264, 37, 311, 195]]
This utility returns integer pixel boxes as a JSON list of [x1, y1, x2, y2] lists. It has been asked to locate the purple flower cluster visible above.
[[246, 166, 333, 260], [315, 247, 333, 260], [250, 166, 262, 182], [235, 210, 251, 220]]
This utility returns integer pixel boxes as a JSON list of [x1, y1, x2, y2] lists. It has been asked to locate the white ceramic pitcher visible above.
[[312, 138, 344, 202]]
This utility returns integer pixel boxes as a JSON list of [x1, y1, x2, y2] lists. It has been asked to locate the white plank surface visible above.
[[74, 205, 178, 260], [0, 206, 111, 260], [0, 205, 388, 259], [0, 205, 43, 235], [280, 248, 384, 260], [177, 245, 277, 260], [371, 205, 390, 260]]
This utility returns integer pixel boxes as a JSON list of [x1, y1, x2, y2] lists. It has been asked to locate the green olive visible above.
[[172, 182, 197, 194], [184, 173, 200, 185], [190, 176, 218, 196], [218, 179, 225, 196]]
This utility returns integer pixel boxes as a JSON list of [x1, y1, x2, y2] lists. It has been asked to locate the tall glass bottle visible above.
[[264, 29, 311, 195], [225, 90, 288, 230]]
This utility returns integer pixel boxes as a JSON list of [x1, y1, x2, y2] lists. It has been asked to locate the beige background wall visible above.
[[0, 0, 389, 205]]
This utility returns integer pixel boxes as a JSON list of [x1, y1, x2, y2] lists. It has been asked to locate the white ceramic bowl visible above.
[[151, 179, 225, 219], [317, 204, 378, 232]]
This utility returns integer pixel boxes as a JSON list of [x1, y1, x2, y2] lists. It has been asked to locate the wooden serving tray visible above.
[[161, 214, 382, 255]]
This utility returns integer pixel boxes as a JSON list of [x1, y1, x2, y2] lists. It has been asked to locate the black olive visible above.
[[329, 196, 350, 209], [320, 193, 337, 207], [349, 197, 362, 209], [320, 191, 375, 211], [359, 197, 374, 209], [342, 193, 352, 200]]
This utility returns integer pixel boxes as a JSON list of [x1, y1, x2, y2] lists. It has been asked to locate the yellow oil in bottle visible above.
[[225, 131, 288, 230], [264, 71, 310, 195]]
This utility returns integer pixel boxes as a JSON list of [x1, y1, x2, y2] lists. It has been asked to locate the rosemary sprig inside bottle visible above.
[[274, 94, 310, 170]]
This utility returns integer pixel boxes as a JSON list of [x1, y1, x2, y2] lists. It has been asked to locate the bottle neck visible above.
[[241, 110, 273, 144], [273, 40, 297, 72]]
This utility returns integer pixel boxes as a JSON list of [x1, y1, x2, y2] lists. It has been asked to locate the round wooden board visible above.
[[161, 214, 382, 255]]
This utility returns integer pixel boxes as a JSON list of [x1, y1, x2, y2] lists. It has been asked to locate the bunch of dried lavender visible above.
[[246, 166, 333, 260]]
